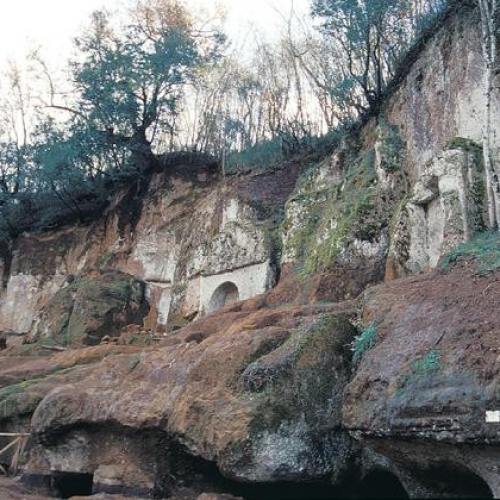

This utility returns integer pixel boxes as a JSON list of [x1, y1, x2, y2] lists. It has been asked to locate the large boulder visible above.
[[26, 302, 359, 496], [32, 270, 149, 348]]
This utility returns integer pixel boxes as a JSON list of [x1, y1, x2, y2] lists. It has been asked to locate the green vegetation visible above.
[[399, 348, 441, 391], [243, 312, 356, 393], [224, 127, 347, 173], [0, 382, 43, 419], [445, 137, 483, 172], [0, 384, 23, 401], [283, 143, 398, 277], [297, 313, 357, 362], [351, 322, 377, 366], [0, 384, 22, 419], [413, 348, 441, 373], [95, 249, 114, 269], [311, 0, 447, 115], [129, 353, 142, 372], [378, 119, 406, 173], [444, 137, 485, 232], [247, 312, 357, 432], [0, 0, 224, 241], [441, 231, 500, 273], [225, 138, 285, 173], [30, 270, 146, 348], [446, 137, 482, 151]]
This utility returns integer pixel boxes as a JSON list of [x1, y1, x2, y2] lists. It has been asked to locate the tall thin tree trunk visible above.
[[479, 0, 500, 228]]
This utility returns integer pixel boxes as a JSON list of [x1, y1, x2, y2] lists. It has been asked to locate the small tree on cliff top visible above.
[[49, 0, 224, 174]]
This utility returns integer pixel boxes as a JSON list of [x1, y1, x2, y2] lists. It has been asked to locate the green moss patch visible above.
[[244, 312, 357, 433], [283, 130, 407, 280], [397, 348, 442, 392], [441, 231, 500, 274], [378, 119, 406, 173], [283, 149, 381, 276], [445, 137, 483, 171], [33, 270, 149, 348], [0, 382, 44, 420], [351, 322, 377, 366]]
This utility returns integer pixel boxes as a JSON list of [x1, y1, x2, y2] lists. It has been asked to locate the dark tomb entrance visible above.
[[358, 469, 409, 499], [51, 471, 94, 498]]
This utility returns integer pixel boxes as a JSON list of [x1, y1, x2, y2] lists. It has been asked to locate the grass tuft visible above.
[[351, 322, 377, 366], [441, 231, 500, 274]]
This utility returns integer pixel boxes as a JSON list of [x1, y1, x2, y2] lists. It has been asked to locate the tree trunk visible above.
[[129, 128, 159, 173], [479, 0, 500, 229]]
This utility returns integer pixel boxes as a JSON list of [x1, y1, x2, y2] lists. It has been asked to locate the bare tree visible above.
[[0, 63, 34, 195], [478, 0, 500, 228]]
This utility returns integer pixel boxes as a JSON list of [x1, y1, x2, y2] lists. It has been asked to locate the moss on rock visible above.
[[243, 312, 357, 433], [283, 145, 403, 280], [33, 270, 149, 348]]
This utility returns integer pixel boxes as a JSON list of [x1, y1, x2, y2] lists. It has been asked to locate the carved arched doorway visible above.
[[207, 282, 239, 314]]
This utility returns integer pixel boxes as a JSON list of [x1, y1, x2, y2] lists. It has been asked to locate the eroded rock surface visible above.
[[344, 258, 500, 497], [0, 165, 297, 338], [31, 269, 149, 347], [0, 300, 359, 496]]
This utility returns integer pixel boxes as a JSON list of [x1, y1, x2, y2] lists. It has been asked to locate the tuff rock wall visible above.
[[0, 3, 499, 498], [0, 165, 294, 341]]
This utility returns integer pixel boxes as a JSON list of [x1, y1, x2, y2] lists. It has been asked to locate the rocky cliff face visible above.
[[0, 2, 499, 499], [280, 4, 497, 296], [344, 245, 500, 497], [0, 164, 297, 342]]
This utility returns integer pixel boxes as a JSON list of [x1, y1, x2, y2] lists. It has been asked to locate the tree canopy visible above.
[[59, 0, 224, 173], [0, 0, 460, 237], [310, 0, 446, 114], [0, 0, 226, 236]]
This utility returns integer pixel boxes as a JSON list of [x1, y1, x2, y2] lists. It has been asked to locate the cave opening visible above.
[[51, 471, 94, 498], [413, 462, 493, 499], [228, 480, 350, 500], [155, 438, 351, 499], [357, 469, 409, 499]]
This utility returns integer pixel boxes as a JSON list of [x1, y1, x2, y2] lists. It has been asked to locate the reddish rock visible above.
[[22, 301, 358, 496], [344, 260, 500, 496]]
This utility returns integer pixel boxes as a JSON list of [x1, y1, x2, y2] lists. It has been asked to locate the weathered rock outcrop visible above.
[[344, 247, 500, 497], [0, 165, 297, 339], [0, 300, 360, 497], [32, 269, 149, 347], [281, 2, 498, 291]]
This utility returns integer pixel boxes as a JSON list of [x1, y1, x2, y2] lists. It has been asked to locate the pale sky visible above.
[[0, 0, 310, 71]]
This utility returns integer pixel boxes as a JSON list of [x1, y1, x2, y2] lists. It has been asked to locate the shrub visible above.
[[225, 137, 284, 172], [399, 348, 441, 390], [351, 322, 377, 366]]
